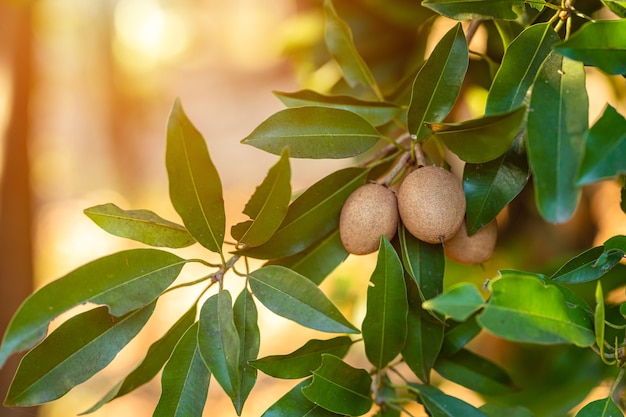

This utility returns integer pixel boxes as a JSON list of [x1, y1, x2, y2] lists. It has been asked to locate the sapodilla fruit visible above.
[[445, 219, 497, 265], [339, 183, 398, 255], [397, 166, 465, 244]]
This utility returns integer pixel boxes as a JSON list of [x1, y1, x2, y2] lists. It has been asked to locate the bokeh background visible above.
[[1, 1, 625, 416]]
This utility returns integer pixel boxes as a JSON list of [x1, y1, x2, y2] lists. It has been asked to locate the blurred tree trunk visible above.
[[0, 2, 37, 416]]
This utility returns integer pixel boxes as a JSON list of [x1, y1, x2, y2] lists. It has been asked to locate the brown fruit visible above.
[[445, 220, 497, 265], [397, 166, 465, 244], [339, 183, 399, 255]]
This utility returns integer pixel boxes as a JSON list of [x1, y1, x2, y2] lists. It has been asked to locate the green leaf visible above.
[[429, 107, 526, 163], [239, 167, 369, 259], [575, 397, 624, 417], [248, 266, 359, 334], [602, 0, 626, 17], [81, 304, 197, 414], [84, 203, 195, 248], [362, 236, 408, 370], [554, 20, 626, 75], [434, 349, 516, 395], [302, 354, 372, 416], [261, 379, 344, 417], [241, 107, 383, 159], [577, 105, 626, 185], [323, 0, 378, 91], [551, 245, 624, 284], [486, 23, 559, 114], [422, 0, 525, 20], [441, 318, 482, 355], [233, 288, 260, 414], [401, 305, 444, 383], [198, 291, 240, 400], [399, 225, 444, 301], [477, 271, 595, 346], [422, 283, 484, 322], [0, 249, 186, 369], [408, 23, 468, 141], [265, 229, 348, 285], [250, 336, 353, 379], [595, 282, 609, 364], [527, 54, 587, 223], [166, 98, 225, 253], [621, 176, 626, 214], [6, 303, 155, 406], [153, 323, 211, 417], [231, 149, 291, 247], [411, 383, 488, 417], [274, 90, 400, 126], [479, 404, 535, 417]]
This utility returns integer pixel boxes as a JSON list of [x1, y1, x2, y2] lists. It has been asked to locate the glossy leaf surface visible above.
[[274, 90, 400, 126], [554, 20, 626, 75], [551, 245, 624, 284], [153, 323, 211, 417], [577, 105, 626, 185], [422, 283, 484, 322], [411, 383, 488, 417], [302, 354, 372, 416], [248, 266, 359, 334], [198, 291, 240, 399], [233, 288, 260, 414], [323, 0, 377, 90], [428, 106, 526, 163], [408, 23, 468, 141], [6, 303, 155, 406], [84, 203, 195, 248], [401, 305, 444, 383], [575, 397, 624, 417], [477, 271, 594, 346], [399, 225, 444, 301], [362, 237, 408, 370], [241, 107, 383, 159], [527, 54, 587, 223], [166, 98, 225, 253], [231, 148, 291, 247], [251, 336, 353, 379], [441, 318, 482, 355], [0, 249, 186, 368], [261, 379, 343, 417], [422, 0, 525, 20], [240, 167, 369, 259]]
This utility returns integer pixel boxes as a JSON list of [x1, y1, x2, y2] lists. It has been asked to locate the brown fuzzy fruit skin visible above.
[[339, 183, 399, 255], [397, 166, 466, 244], [444, 220, 498, 265]]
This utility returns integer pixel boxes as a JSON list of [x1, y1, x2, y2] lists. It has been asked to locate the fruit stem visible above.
[[359, 133, 411, 167], [381, 151, 411, 186]]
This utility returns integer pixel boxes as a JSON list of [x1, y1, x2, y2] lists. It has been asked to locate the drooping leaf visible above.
[[241, 107, 383, 159], [554, 20, 626, 75], [265, 229, 348, 285], [594, 282, 610, 365], [428, 106, 526, 163], [231, 148, 291, 247], [166, 98, 225, 253], [602, 0, 626, 17], [362, 236, 408, 370], [551, 245, 624, 284], [401, 304, 444, 383], [302, 354, 373, 416], [434, 349, 516, 395], [153, 323, 211, 417], [233, 288, 260, 415], [0, 249, 186, 368], [6, 303, 155, 406], [479, 404, 535, 417], [198, 291, 240, 400], [399, 224, 444, 302], [84, 203, 195, 248], [408, 23, 468, 141], [527, 54, 587, 223], [477, 271, 595, 346], [81, 304, 197, 414], [248, 266, 359, 334], [422, 283, 484, 322], [577, 105, 626, 185], [274, 90, 400, 126], [410, 383, 488, 417], [575, 397, 624, 417], [261, 379, 343, 417], [250, 336, 353, 379], [323, 0, 378, 91], [422, 0, 525, 20], [239, 167, 369, 259]]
